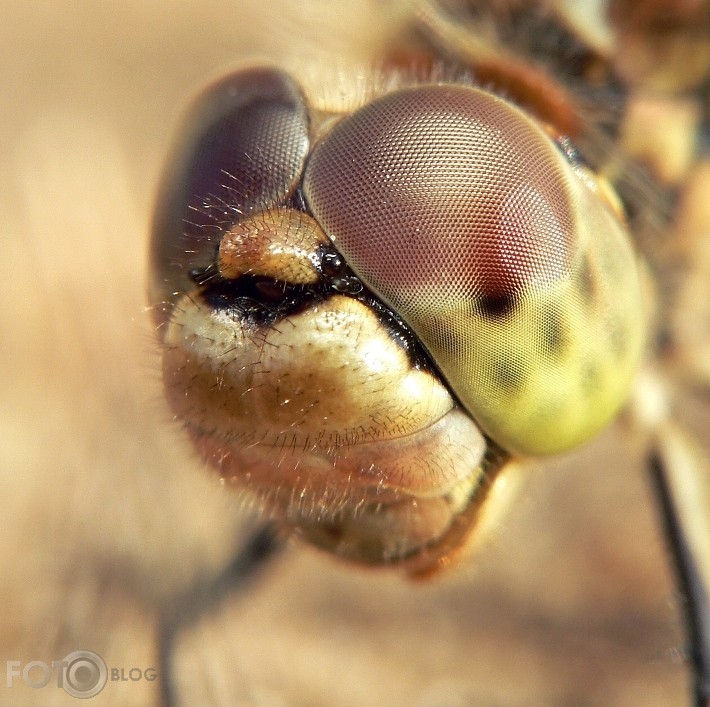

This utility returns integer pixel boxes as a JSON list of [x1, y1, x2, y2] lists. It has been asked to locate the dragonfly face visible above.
[[151, 61, 645, 573], [146, 1, 710, 700]]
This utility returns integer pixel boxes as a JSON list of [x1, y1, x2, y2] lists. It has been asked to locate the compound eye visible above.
[[304, 84, 644, 455], [150, 67, 310, 322]]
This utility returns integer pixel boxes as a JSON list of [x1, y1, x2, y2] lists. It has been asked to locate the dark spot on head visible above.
[[578, 255, 596, 303], [541, 310, 568, 357], [477, 293, 518, 320], [580, 360, 600, 395], [608, 315, 626, 358], [491, 358, 524, 394]]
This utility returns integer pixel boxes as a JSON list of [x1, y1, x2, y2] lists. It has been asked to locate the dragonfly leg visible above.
[[157, 524, 284, 707], [634, 368, 710, 707], [649, 443, 710, 707]]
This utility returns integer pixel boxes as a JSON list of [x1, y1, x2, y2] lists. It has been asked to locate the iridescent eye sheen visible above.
[[304, 84, 644, 455], [150, 67, 309, 323]]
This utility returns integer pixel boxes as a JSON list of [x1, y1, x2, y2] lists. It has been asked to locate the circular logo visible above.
[[61, 650, 108, 699]]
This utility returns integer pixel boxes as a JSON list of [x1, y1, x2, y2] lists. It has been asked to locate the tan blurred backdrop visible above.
[[0, 2, 695, 705]]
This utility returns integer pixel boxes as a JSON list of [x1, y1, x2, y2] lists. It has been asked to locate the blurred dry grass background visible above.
[[0, 1, 696, 705]]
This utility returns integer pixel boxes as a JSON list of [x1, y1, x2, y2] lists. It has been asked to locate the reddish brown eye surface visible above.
[[150, 67, 309, 323], [303, 84, 577, 303]]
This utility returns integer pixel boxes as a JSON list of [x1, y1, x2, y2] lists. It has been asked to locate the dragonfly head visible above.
[[150, 67, 645, 570]]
